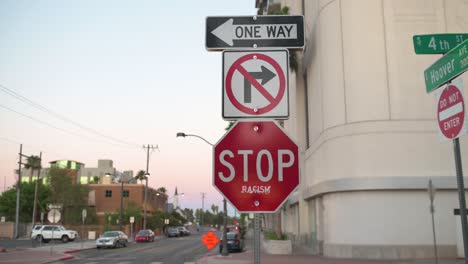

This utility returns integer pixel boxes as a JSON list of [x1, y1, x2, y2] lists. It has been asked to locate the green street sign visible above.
[[424, 39, 468, 93], [413, 33, 468, 54]]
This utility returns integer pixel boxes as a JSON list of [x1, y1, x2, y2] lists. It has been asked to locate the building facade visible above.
[[89, 184, 168, 218], [263, 0, 468, 259]]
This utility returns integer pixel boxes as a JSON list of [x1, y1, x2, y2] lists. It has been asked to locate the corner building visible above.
[[279, 0, 468, 259]]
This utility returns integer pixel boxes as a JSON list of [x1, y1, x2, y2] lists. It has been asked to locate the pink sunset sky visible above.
[[0, 0, 258, 215]]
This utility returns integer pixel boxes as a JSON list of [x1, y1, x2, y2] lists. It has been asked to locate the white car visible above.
[[31, 225, 78, 243], [96, 231, 128, 249]]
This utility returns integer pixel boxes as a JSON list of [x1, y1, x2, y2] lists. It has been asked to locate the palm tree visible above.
[[25, 155, 41, 182], [211, 204, 219, 214], [135, 170, 146, 184]]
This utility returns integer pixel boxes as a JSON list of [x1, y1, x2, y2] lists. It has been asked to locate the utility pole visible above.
[[143, 144, 158, 230], [31, 152, 42, 228], [201, 192, 206, 227], [15, 145, 36, 238], [14, 144, 22, 239]]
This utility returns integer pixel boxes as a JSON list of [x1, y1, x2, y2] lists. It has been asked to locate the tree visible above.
[[183, 208, 194, 223], [135, 170, 146, 184], [156, 187, 167, 194], [25, 155, 41, 182], [48, 167, 89, 224], [211, 204, 219, 215], [89, 176, 99, 184], [0, 182, 51, 222]]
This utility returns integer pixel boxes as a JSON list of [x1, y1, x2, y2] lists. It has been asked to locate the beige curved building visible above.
[[270, 0, 468, 259]]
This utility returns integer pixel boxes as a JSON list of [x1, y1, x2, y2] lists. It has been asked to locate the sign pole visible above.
[[428, 180, 438, 264], [254, 213, 260, 264], [453, 137, 468, 262]]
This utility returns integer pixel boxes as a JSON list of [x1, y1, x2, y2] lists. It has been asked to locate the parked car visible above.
[[96, 231, 128, 249], [31, 225, 78, 243], [219, 232, 244, 253], [225, 225, 242, 237], [177, 226, 190, 236], [166, 227, 179, 237], [135, 229, 155, 242]]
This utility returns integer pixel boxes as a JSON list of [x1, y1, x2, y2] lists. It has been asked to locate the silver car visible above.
[[96, 231, 128, 249]]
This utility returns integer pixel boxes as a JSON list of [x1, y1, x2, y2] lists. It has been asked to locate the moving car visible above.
[[96, 231, 128, 249], [31, 225, 78, 243], [167, 227, 179, 237], [135, 229, 155, 242], [219, 231, 244, 253]]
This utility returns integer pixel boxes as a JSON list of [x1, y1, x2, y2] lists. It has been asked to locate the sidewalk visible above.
[[196, 230, 465, 264], [0, 240, 97, 264]]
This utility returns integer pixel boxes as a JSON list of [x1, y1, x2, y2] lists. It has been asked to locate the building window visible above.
[[105, 190, 112, 197], [123, 190, 129, 197]]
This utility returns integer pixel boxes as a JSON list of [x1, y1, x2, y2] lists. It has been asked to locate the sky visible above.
[[0, 0, 258, 216]]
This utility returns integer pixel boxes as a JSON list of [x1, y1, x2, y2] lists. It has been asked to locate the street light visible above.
[[176, 132, 229, 256]]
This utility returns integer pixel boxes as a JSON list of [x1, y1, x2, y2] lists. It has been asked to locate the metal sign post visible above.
[[130, 216, 135, 242], [254, 213, 260, 264], [81, 209, 87, 249], [428, 180, 439, 264], [453, 138, 468, 262]]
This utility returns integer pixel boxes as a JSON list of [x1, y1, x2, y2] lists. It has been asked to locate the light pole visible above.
[[176, 132, 229, 256]]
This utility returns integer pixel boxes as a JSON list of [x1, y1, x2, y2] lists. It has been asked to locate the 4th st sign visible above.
[[206, 15, 304, 50]]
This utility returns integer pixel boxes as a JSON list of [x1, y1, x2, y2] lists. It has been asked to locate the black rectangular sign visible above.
[[206, 15, 304, 51]]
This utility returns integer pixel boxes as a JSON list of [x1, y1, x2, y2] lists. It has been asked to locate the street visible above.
[[52, 233, 208, 264]]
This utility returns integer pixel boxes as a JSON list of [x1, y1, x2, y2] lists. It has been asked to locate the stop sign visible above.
[[213, 121, 299, 212], [437, 82, 467, 139]]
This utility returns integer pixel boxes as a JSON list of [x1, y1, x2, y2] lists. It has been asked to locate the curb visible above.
[[63, 249, 82, 254], [59, 255, 75, 261]]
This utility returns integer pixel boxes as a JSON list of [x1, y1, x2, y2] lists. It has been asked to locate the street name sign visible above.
[[213, 121, 299, 213], [223, 50, 289, 119], [424, 39, 468, 93], [435, 79, 467, 140], [413, 33, 468, 54], [206, 15, 304, 50]]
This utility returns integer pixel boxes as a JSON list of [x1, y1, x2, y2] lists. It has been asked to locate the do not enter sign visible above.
[[436, 79, 468, 140]]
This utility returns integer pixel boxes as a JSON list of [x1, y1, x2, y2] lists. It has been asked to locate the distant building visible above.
[[20, 159, 132, 185]]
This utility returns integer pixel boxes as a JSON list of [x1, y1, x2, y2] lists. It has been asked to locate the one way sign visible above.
[[206, 16, 304, 51]]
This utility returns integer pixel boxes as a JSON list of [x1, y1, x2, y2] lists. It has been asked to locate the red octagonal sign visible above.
[[437, 82, 466, 140], [213, 121, 299, 213]]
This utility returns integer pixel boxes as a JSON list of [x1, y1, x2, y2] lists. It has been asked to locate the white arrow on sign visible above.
[[211, 18, 298, 46]]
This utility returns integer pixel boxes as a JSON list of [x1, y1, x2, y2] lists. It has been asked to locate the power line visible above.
[[0, 104, 135, 148], [0, 136, 71, 158], [0, 83, 140, 147]]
